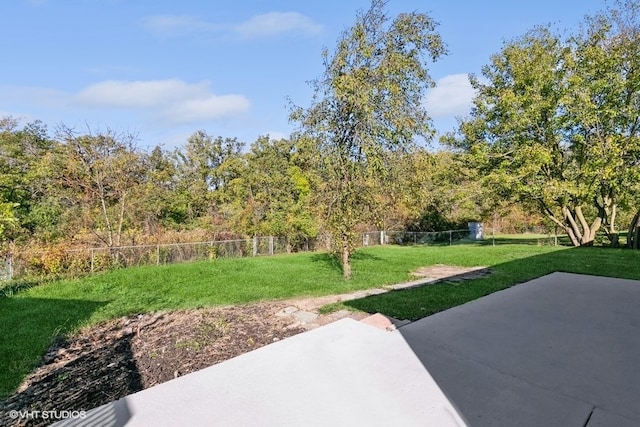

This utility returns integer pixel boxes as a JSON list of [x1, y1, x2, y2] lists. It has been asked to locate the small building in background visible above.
[[468, 222, 484, 240]]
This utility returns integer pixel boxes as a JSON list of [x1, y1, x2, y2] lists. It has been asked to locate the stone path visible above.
[[275, 265, 491, 331]]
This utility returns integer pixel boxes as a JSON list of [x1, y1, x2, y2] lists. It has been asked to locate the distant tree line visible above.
[[0, 118, 484, 254]]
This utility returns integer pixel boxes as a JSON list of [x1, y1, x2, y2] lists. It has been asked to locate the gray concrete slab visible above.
[[57, 318, 466, 427], [399, 272, 640, 426]]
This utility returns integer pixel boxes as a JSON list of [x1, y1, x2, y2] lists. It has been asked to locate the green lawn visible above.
[[331, 244, 640, 319], [2, 243, 640, 398]]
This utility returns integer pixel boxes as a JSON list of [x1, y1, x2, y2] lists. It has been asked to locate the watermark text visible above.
[[8, 409, 86, 421]]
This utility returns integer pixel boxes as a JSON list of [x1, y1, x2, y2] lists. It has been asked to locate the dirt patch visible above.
[[0, 265, 490, 426]]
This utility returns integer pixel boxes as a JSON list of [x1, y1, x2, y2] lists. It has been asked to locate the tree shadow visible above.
[[310, 252, 343, 272], [310, 251, 383, 275], [2, 331, 138, 427], [351, 251, 383, 261]]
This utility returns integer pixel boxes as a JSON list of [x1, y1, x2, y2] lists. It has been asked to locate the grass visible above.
[[331, 244, 640, 320], [2, 241, 640, 398]]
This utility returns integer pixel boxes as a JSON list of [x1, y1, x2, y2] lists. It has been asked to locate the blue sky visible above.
[[1, 0, 606, 151]]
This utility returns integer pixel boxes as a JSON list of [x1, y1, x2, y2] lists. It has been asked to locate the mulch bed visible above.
[[1, 303, 304, 427]]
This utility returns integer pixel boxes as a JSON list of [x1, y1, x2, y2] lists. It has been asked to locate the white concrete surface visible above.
[[57, 318, 466, 427]]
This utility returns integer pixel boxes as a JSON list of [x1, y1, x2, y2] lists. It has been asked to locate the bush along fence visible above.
[[1, 229, 475, 280]]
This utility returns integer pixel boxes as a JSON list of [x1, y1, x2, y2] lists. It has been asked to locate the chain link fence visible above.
[[2, 229, 481, 280]]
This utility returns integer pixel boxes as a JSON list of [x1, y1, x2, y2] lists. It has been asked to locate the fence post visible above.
[[449, 230, 452, 246], [8, 254, 13, 280], [269, 236, 274, 255], [156, 245, 160, 265], [253, 236, 258, 256], [380, 231, 385, 245], [90, 248, 94, 273]]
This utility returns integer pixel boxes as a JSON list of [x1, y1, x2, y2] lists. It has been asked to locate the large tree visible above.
[[448, 2, 640, 247], [291, 0, 446, 278], [446, 27, 589, 243], [568, 0, 640, 247]]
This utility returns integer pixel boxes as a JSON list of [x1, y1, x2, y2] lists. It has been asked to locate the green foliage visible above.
[[0, 200, 18, 241], [0, 117, 56, 242], [222, 136, 319, 248], [173, 131, 243, 223]]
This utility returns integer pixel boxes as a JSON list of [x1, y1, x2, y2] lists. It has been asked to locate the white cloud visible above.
[[75, 79, 207, 108], [74, 79, 250, 124], [424, 74, 476, 118], [162, 94, 251, 124], [140, 15, 220, 37], [234, 12, 323, 38]]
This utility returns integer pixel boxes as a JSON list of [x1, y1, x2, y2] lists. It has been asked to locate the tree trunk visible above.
[[563, 207, 583, 246], [608, 203, 619, 247], [565, 227, 580, 247], [553, 206, 603, 247], [116, 190, 127, 248], [628, 210, 640, 249], [575, 206, 599, 246], [341, 234, 352, 280]]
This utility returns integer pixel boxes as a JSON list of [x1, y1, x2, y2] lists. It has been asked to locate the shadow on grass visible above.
[[310, 251, 383, 273], [340, 246, 640, 321], [0, 297, 108, 400]]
